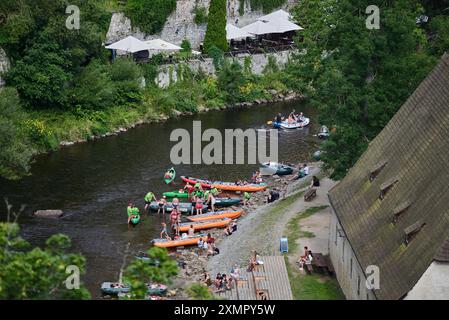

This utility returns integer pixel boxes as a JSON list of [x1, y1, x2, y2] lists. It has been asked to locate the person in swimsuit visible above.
[[190, 194, 197, 215], [206, 191, 216, 213], [196, 197, 204, 215], [157, 196, 167, 215]]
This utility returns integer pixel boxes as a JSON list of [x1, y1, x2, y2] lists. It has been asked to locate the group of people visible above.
[[184, 182, 220, 215], [274, 109, 305, 124], [197, 233, 219, 257], [202, 264, 241, 293]]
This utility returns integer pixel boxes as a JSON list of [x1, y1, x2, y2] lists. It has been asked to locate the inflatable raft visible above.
[[187, 210, 242, 222], [152, 234, 208, 248], [260, 162, 294, 176], [148, 201, 208, 214], [181, 176, 267, 192], [278, 117, 310, 129], [101, 282, 167, 296], [178, 218, 231, 232]]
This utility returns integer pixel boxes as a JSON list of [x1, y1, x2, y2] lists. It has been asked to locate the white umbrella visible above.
[[241, 20, 278, 35], [105, 36, 151, 53], [266, 19, 303, 33], [145, 39, 182, 51], [257, 9, 291, 22], [226, 23, 253, 40]]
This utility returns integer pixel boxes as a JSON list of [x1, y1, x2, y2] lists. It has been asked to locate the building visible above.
[[327, 53, 449, 300]]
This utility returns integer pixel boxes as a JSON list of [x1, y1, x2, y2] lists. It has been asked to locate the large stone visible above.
[[34, 210, 64, 218]]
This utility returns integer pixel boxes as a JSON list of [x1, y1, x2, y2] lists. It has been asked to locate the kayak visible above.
[[101, 282, 167, 296], [214, 197, 242, 207], [187, 210, 242, 222], [260, 162, 294, 176], [129, 215, 140, 225], [181, 176, 267, 192], [278, 117, 310, 129], [164, 167, 176, 184], [148, 201, 208, 214], [152, 234, 208, 248], [162, 190, 190, 198], [178, 218, 231, 232]]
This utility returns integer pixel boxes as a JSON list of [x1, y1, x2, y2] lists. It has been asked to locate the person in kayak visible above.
[[144, 192, 156, 211], [157, 196, 167, 215], [205, 191, 216, 213], [274, 113, 283, 124], [164, 169, 174, 180]]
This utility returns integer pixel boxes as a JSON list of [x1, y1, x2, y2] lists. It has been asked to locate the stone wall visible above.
[[0, 47, 10, 88], [106, 0, 299, 49], [155, 49, 294, 88]]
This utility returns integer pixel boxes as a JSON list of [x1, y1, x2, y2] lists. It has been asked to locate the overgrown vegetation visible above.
[[240, 0, 288, 14], [193, 5, 208, 25], [285, 0, 448, 179], [124, 0, 176, 34], [0, 205, 90, 299], [203, 0, 228, 53]]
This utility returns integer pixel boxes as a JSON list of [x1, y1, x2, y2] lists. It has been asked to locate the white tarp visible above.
[[257, 9, 291, 22], [266, 19, 304, 33], [145, 39, 182, 51], [241, 20, 278, 35], [105, 36, 151, 53], [226, 23, 253, 40]]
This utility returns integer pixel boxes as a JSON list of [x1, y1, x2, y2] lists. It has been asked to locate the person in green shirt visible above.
[[127, 202, 140, 224], [144, 192, 156, 211], [243, 192, 251, 206], [211, 187, 220, 196]]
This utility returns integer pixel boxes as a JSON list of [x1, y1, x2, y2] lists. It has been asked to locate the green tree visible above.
[[203, 0, 228, 53], [0, 88, 34, 180], [123, 247, 178, 299], [287, 0, 437, 179], [0, 221, 91, 299], [186, 283, 216, 300], [217, 60, 246, 104], [181, 39, 192, 54]]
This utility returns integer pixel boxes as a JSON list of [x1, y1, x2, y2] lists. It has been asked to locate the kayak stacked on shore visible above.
[[152, 234, 208, 248]]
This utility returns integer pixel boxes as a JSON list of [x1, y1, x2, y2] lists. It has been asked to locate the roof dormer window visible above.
[[392, 201, 412, 224], [379, 177, 399, 200], [404, 220, 425, 246], [369, 161, 388, 182]]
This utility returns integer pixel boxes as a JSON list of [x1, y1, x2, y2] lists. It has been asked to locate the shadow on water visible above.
[[0, 100, 321, 297]]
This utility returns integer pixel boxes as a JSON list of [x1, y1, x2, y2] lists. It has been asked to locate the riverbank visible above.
[[163, 162, 340, 299]]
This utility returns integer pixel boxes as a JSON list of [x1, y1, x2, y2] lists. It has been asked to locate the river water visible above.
[[0, 100, 320, 297]]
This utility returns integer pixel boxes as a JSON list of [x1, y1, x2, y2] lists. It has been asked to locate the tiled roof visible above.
[[328, 54, 449, 300]]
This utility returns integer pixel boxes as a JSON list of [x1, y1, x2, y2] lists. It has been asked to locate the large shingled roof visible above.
[[328, 53, 449, 300]]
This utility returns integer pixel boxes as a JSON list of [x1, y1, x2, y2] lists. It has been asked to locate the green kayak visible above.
[[129, 215, 140, 225], [162, 190, 189, 198], [164, 167, 176, 184]]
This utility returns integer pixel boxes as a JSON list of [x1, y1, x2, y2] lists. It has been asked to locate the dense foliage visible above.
[[193, 5, 208, 25], [203, 0, 228, 53], [0, 221, 90, 299], [248, 0, 288, 14], [125, 0, 176, 34], [286, 0, 444, 179]]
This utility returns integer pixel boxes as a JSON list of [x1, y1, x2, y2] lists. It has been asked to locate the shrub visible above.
[[193, 6, 208, 25], [217, 60, 246, 104], [203, 0, 228, 53], [125, 0, 176, 34]]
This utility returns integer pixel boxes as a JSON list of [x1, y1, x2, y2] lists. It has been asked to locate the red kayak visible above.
[[181, 176, 267, 192]]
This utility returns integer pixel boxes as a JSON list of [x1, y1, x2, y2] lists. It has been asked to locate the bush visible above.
[[217, 60, 246, 104], [109, 58, 143, 107], [193, 6, 208, 25], [125, 0, 176, 34], [203, 0, 228, 53], [0, 88, 34, 180]]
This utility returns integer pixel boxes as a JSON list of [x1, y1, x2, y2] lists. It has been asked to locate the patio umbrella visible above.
[[265, 18, 304, 33], [105, 36, 151, 53], [145, 39, 182, 51], [241, 20, 278, 35], [257, 9, 292, 22], [226, 23, 253, 40]]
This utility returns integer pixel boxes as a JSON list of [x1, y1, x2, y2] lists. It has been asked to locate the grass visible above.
[[283, 205, 345, 300]]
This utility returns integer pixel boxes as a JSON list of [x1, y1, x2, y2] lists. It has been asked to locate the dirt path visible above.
[[207, 167, 336, 276]]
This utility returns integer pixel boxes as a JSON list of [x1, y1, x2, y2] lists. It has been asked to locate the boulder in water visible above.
[[34, 210, 63, 218]]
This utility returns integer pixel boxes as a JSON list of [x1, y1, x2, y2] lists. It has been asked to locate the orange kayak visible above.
[[179, 218, 231, 232], [152, 235, 207, 248], [187, 210, 242, 222]]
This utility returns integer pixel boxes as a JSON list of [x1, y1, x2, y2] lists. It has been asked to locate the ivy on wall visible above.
[[125, 0, 176, 34]]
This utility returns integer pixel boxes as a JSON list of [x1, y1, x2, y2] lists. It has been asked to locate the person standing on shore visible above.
[[144, 192, 156, 211]]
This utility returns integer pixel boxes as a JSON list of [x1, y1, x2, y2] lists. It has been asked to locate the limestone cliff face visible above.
[[0, 47, 10, 88], [106, 0, 298, 49]]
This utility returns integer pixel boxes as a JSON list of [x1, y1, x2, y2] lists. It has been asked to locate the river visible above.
[[0, 100, 320, 297]]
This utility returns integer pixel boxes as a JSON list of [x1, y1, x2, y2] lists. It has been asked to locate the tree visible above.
[[123, 247, 178, 299], [203, 0, 228, 53], [125, 0, 176, 34], [186, 283, 216, 300], [287, 0, 437, 179], [0, 219, 91, 299], [181, 39, 192, 54], [217, 60, 246, 104], [0, 88, 34, 180]]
